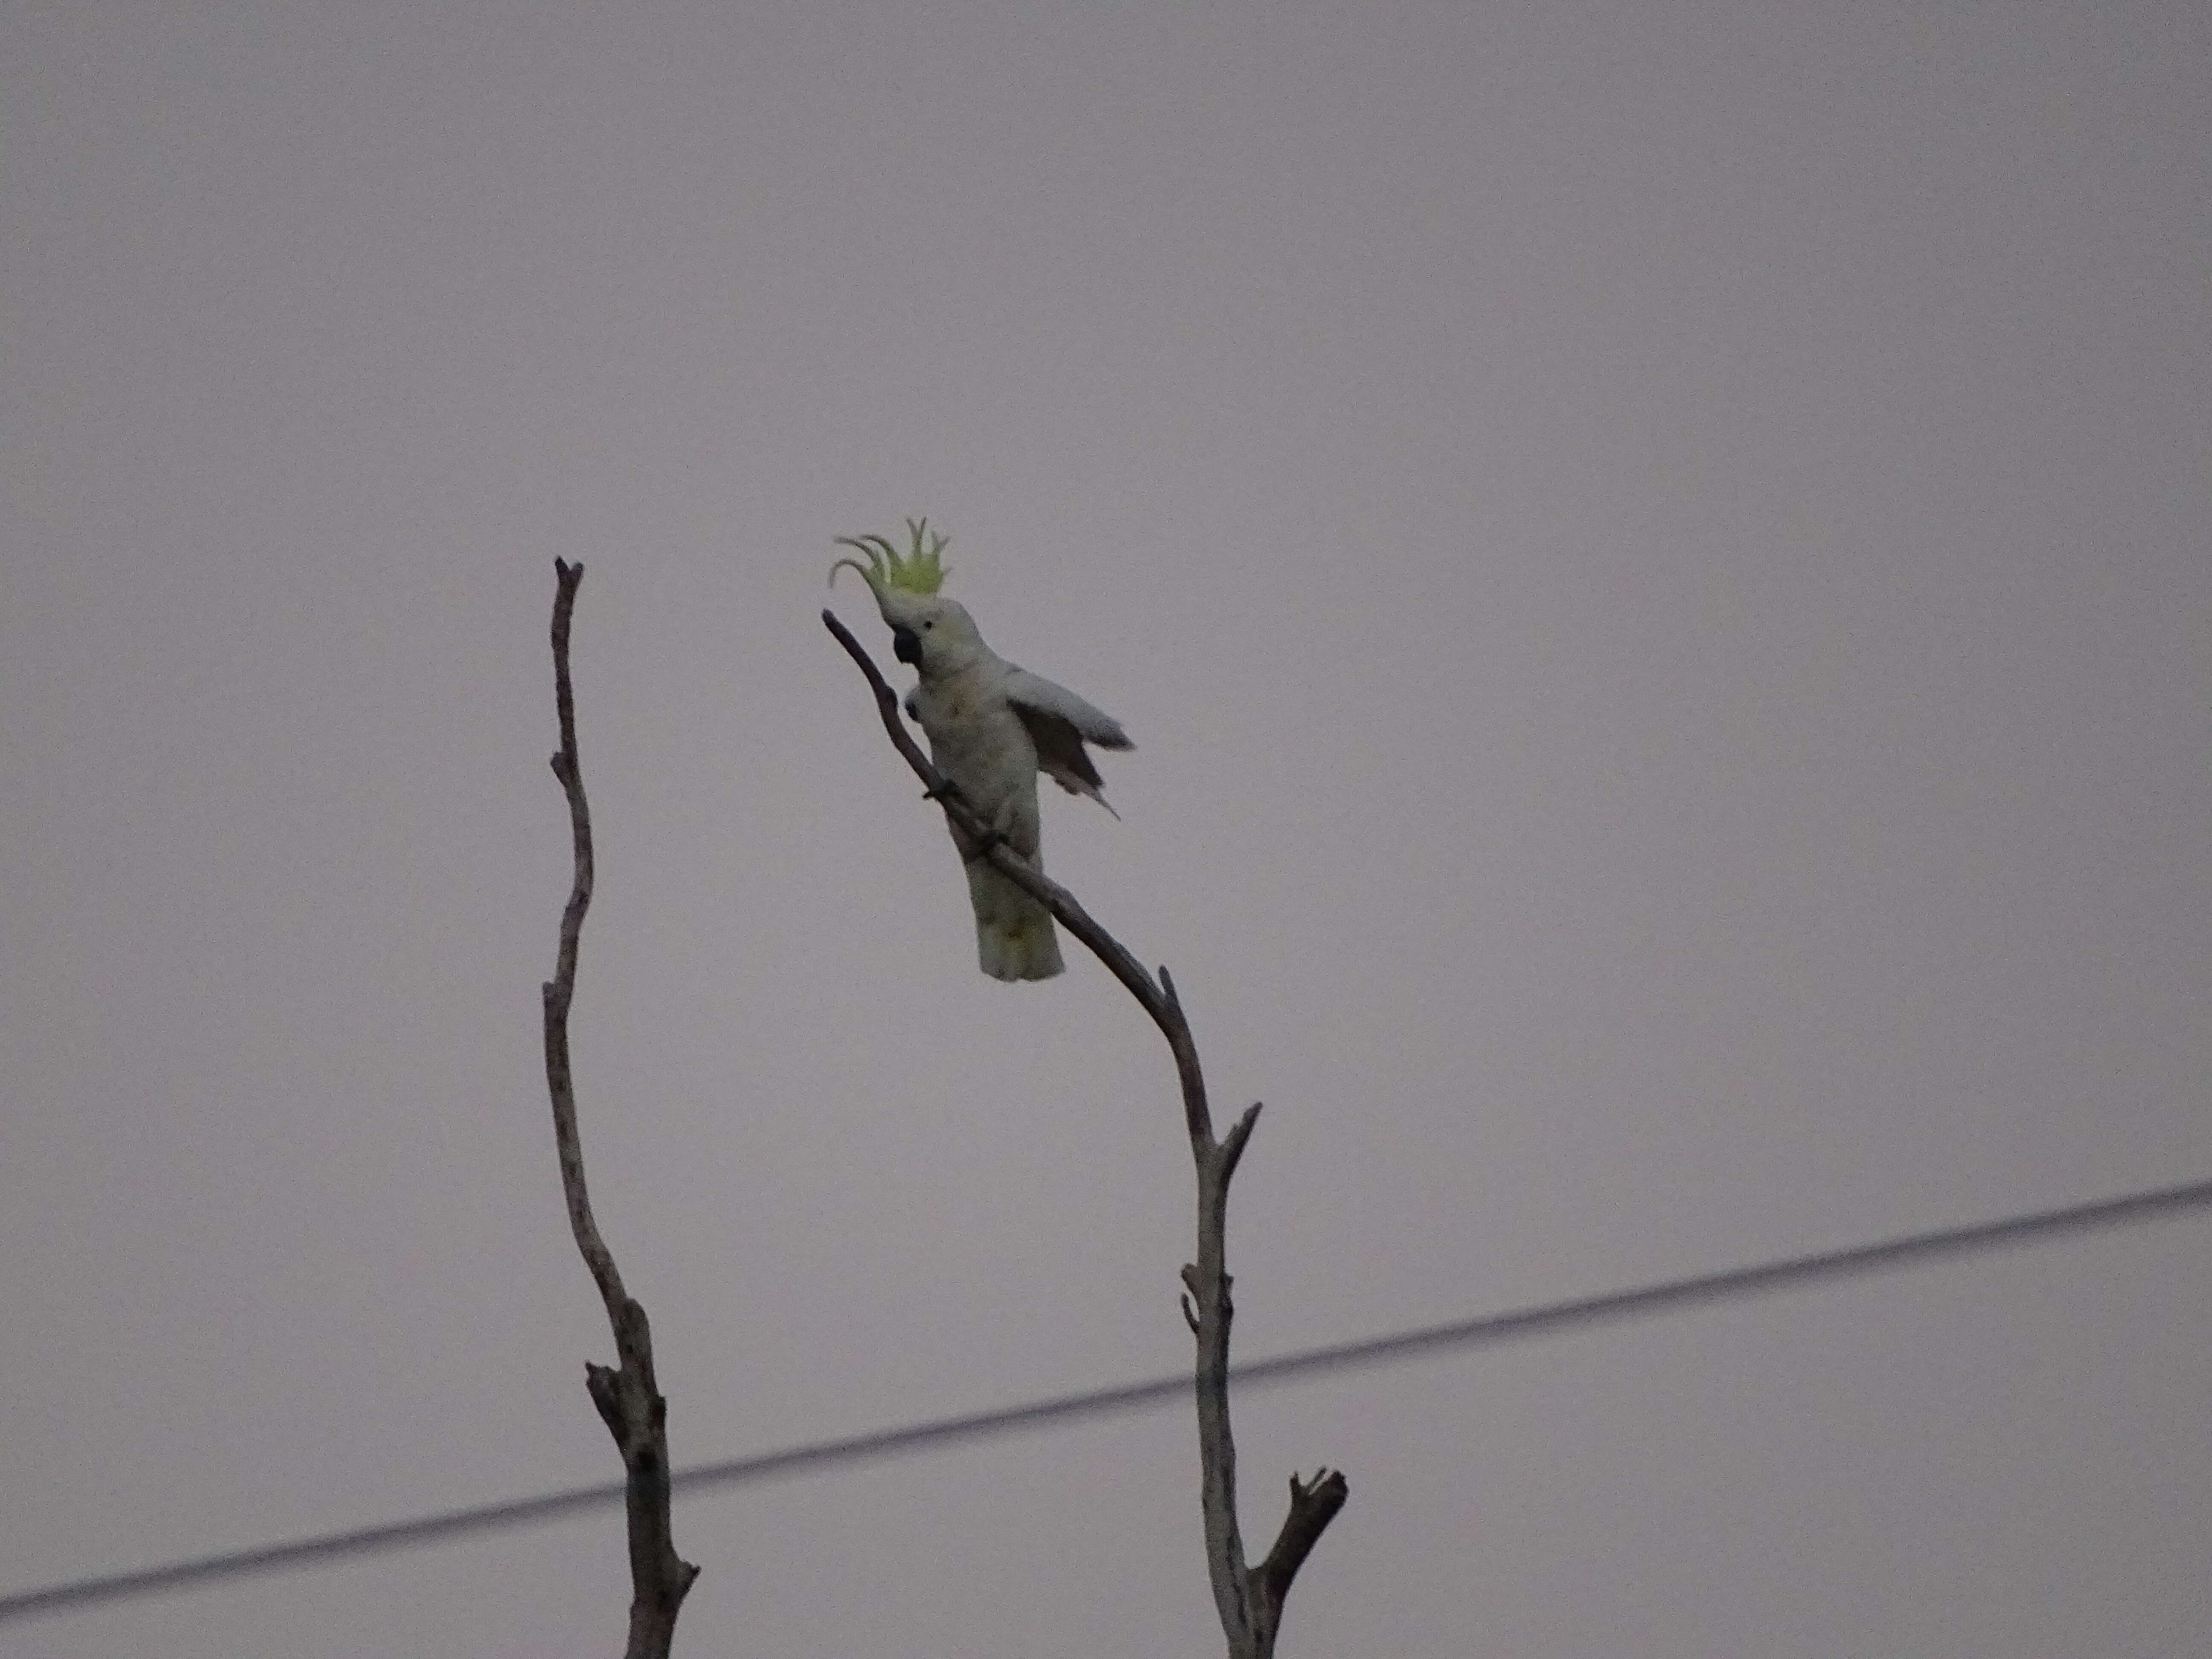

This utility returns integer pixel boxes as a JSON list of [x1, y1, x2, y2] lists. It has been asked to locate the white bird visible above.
[[832, 521, 1131, 981]]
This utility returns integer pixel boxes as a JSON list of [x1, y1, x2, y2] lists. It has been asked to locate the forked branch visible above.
[[826, 608, 1344, 1658], [547, 562, 699, 1658]]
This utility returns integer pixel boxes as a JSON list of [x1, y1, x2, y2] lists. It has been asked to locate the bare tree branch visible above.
[[826, 607, 1343, 1658], [547, 561, 699, 1658]]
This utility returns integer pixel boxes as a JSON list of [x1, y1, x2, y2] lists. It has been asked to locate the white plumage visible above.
[[833, 533, 1130, 981]]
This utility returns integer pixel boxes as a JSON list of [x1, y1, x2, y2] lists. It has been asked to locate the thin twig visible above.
[[826, 607, 1343, 1658], [548, 562, 699, 1658]]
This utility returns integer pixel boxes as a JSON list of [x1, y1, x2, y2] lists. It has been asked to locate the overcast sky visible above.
[[3, 3, 2207, 1655]]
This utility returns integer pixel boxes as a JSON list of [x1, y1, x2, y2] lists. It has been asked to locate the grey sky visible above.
[[3, 2, 2206, 1654]]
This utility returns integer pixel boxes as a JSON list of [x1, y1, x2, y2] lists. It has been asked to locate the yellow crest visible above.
[[829, 518, 949, 597]]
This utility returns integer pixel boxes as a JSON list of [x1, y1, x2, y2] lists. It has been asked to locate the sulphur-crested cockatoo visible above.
[[832, 520, 1130, 981]]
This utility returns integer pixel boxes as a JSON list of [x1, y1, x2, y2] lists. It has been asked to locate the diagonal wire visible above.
[[6, 1173, 2208, 1625]]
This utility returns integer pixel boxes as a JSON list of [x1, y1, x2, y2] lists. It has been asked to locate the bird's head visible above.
[[830, 519, 987, 675]]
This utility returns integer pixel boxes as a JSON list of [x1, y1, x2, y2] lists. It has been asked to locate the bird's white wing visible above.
[[1002, 668, 1132, 750], [1003, 667, 1132, 814]]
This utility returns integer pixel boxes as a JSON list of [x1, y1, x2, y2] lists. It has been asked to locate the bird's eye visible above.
[[923, 620, 934, 629]]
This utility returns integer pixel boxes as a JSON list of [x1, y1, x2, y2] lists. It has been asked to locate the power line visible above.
[[6, 1173, 2207, 1625]]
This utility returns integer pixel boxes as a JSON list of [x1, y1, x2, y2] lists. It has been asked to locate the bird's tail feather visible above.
[[966, 861, 1063, 981]]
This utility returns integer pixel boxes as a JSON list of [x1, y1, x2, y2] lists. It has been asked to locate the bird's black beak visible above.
[[891, 626, 921, 666]]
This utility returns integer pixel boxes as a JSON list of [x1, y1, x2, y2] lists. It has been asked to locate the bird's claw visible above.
[[930, 780, 1004, 860], [958, 824, 1005, 863]]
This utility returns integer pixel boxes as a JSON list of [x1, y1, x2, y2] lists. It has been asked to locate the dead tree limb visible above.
[[826, 608, 1345, 1658], [546, 561, 699, 1659]]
